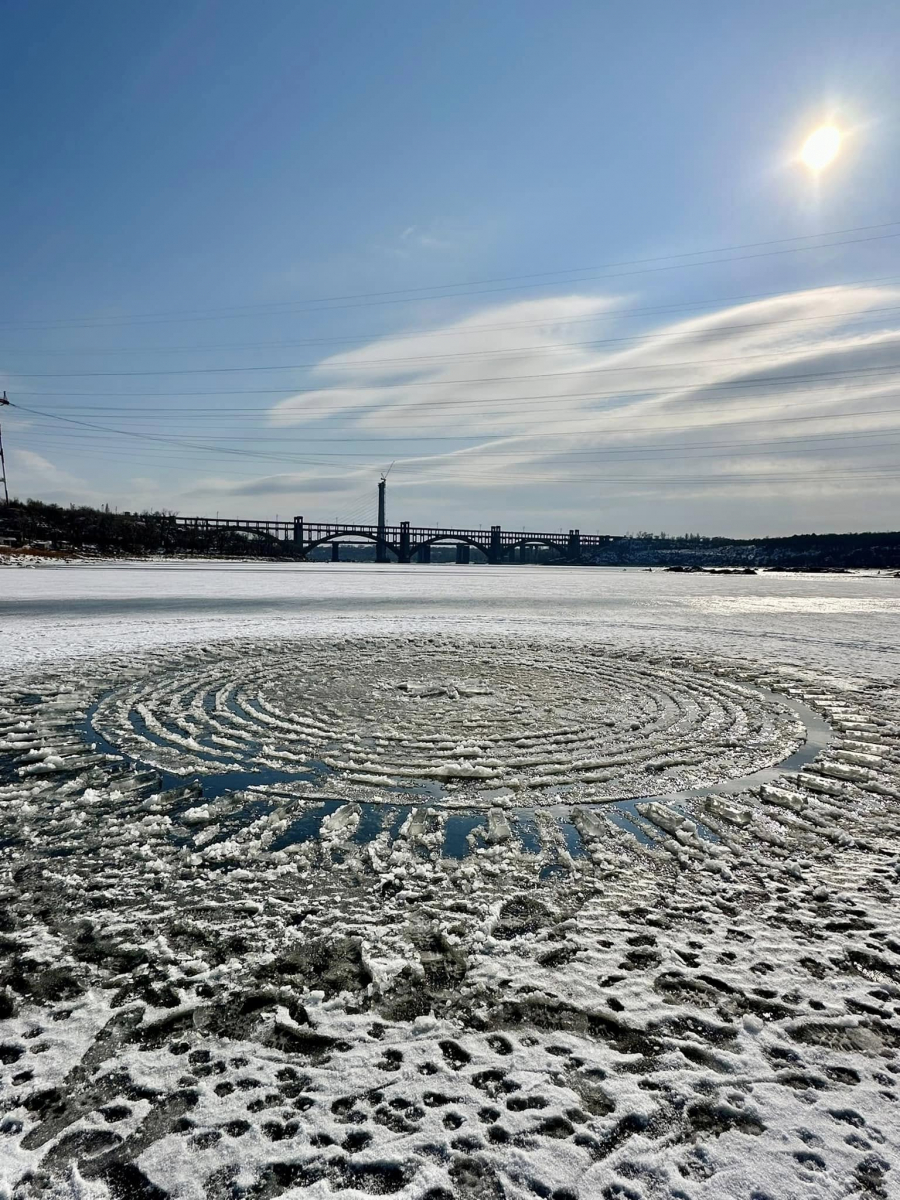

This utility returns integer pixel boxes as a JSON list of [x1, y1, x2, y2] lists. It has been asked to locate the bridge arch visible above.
[[410, 534, 490, 558], [180, 522, 289, 549], [183, 521, 283, 539], [304, 530, 399, 559], [503, 537, 567, 558]]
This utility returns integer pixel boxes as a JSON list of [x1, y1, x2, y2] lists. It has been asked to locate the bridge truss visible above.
[[172, 516, 621, 563]]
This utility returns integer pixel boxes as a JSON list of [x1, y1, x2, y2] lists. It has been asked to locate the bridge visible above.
[[172, 515, 621, 563]]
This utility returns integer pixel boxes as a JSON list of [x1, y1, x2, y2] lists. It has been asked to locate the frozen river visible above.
[[2, 560, 899, 677], [2, 560, 900, 1200]]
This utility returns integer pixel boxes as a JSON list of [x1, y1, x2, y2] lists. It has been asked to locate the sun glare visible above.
[[801, 125, 842, 170]]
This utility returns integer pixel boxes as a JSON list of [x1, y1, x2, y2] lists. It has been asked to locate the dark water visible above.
[[71, 689, 829, 863]]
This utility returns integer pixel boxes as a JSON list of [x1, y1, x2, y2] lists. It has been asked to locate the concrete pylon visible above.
[[399, 521, 411, 563], [489, 525, 502, 564], [376, 478, 388, 563]]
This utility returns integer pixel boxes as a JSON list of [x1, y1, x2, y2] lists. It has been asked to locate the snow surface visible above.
[[1, 562, 900, 1200], [2, 561, 899, 678]]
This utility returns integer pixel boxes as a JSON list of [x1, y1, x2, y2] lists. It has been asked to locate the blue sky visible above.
[[2, 0, 900, 535]]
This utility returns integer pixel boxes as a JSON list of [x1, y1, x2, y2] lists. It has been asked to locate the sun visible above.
[[801, 125, 842, 170]]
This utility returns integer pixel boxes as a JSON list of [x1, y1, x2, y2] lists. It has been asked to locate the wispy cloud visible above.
[[184, 470, 367, 499], [9, 448, 96, 505], [262, 284, 900, 525], [376, 222, 459, 259], [399, 225, 453, 251]]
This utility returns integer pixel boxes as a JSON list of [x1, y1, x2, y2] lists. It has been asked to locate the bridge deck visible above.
[[172, 516, 620, 556]]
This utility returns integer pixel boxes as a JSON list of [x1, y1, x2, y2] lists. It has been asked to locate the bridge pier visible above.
[[567, 528, 581, 561], [331, 542, 340, 562], [398, 521, 411, 563], [417, 544, 431, 563], [455, 544, 470, 565], [376, 479, 388, 562], [489, 525, 502, 565]]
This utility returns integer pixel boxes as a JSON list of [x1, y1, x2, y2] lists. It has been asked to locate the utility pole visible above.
[[0, 392, 9, 505]]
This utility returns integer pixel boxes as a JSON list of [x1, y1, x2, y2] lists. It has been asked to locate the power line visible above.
[[15, 382, 900, 421], [2, 223, 899, 330], [14, 402, 900, 438], [6, 274, 900, 363], [18, 408, 900, 445], [4, 301, 900, 362], [11, 363, 900, 419], [13, 424, 900, 488], [4, 431, 376, 481], [9, 344, 900, 383], [405, 464, 900, 483], [19, 433, 900, 470], [12, 401, 900, 464], [7, 402, 362, 472], [20, 431, 900, 478]]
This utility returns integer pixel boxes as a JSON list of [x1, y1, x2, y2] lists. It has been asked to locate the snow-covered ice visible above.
[[1, 562, 899, 1200], [2, 560, 899, 678]]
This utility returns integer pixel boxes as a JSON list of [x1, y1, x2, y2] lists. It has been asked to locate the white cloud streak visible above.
[[9, 448, 95, 505], [76, 286, 897, 531], [261, 286, 900, 524]]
